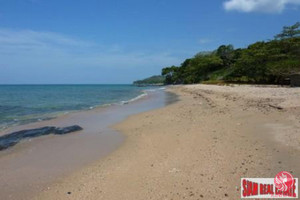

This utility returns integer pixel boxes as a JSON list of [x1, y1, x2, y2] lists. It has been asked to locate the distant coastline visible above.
[[133, 75, 165, 86]]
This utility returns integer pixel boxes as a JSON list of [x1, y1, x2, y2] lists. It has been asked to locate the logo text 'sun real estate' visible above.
[[241, 171, 298, 199]]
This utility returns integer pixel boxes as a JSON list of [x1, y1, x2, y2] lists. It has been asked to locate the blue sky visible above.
[[0, 0, 299, 84]]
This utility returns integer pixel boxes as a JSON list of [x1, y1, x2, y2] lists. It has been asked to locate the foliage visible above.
[[133, 75, 165, 85], [161, 22, 300, 85], [275, 22, 300, 39]]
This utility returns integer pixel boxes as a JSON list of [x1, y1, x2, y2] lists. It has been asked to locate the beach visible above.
[[31, 84, 300, 200], [2, 1, 300, 199], [0, 88, 175, 200]]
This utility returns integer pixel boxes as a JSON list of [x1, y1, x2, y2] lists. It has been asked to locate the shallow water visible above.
[[0, 84, 151, 130], [0, 89, 177, 200]]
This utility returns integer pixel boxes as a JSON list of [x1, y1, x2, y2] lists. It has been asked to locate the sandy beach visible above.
[[30, 84, 300, 200], [2, 1, 300, 199], [0, 89, 175, 200]]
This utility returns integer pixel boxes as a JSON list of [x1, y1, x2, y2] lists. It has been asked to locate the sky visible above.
[[0, 0, 299, 84]]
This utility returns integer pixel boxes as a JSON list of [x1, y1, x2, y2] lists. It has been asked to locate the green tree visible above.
[[216, 44, 235, 67], [275, 22, 300, 39], [161, 22, 300, 85], [161, 66, 180, 84], [188, 55, 223, 82]]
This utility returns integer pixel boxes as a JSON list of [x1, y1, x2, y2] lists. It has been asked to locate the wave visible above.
[[143, 87, 166, 92], [118, 86, 166, 105], [119, 92, 148, 105], [0, 86, 164, 131]]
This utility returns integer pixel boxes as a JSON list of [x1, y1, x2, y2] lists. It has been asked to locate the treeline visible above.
[[133, 75, 165, 86], [162, 22, 300, 85]]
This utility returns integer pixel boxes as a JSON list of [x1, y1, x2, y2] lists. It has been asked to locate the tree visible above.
[[161, 66, 180, 84], [216, 45, 234, 58], [161, 22, 300, 85], [216, 45, 235, 67], [275, 22, 300, 39], [188, 55, 223, 82], [133, 75, 165, 85]]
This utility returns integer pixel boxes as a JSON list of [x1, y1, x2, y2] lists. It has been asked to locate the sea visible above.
[[0, 84, 155, 131]]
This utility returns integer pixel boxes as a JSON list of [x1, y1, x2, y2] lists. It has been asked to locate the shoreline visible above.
[[34, 84, 300, 199], [0, 88, 176, 200], [0, 87, 153, 133]]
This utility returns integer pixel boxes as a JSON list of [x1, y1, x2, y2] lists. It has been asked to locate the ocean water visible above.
[[0, 84, 152, 130]]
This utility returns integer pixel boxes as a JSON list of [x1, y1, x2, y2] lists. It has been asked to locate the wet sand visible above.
[[0, 89, 176, 200], [33, 84, 300, 200]]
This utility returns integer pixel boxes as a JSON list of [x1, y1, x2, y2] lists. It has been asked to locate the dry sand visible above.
[[34, 84, 300, 200]]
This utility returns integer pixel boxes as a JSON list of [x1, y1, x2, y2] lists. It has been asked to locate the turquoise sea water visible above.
[[0, 84, 151, 130]]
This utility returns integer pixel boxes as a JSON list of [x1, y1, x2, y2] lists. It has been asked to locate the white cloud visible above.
[[0, 29, 92, 50], [198, 38, 213, 44], [223, 0, 300, 13], [0, 29, 179, 68], [0, 29, 181, 83]]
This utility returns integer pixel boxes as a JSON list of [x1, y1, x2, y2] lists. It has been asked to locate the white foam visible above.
[[119, 92, 148, 105]]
